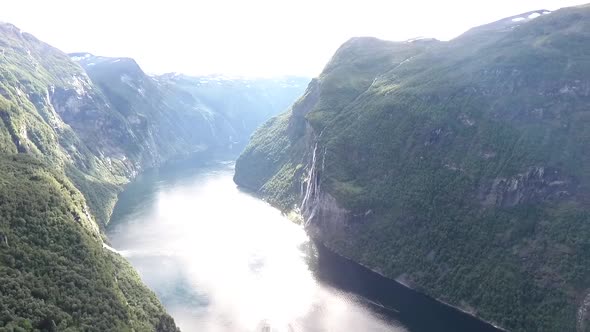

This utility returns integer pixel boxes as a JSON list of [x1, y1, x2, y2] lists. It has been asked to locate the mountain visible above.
[[153, 72, 309, 147], [66, 53, 306, 226], [234, 5, 590, 331], [0, 23, 306, 331], [71, 53, 308, 157]]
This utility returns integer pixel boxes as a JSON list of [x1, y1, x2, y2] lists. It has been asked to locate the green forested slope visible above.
[[235, 6, 590, 331], [0, 155, 178, 332]]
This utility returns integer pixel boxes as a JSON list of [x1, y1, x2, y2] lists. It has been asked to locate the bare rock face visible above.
[[480, 166, 575, 207], [305, 191, 352, 241], [0, 233, 8, 247], [47, 84, 141, 175], [301, 144, 351, 238], [300, 137, 357, 245]]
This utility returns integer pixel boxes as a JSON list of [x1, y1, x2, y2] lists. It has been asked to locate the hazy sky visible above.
[[2, 0, 588, 77]]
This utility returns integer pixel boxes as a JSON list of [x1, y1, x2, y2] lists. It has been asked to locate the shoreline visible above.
[[112, 162, 508, 331], [232, 184, 510, 332], [234, 176, 508, 332], [313, 239, 508, 332]]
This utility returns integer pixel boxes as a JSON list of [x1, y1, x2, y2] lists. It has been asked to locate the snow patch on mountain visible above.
[[511, 10, 551, 22]]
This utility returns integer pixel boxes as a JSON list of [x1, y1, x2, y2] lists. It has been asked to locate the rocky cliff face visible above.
[[235, 5, 590, 331]]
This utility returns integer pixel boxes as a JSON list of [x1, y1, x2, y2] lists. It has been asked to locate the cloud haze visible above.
[[2, 0, 587, 76]]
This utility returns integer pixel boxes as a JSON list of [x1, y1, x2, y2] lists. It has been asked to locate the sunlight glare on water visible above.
[[108, 162, 404, 332]]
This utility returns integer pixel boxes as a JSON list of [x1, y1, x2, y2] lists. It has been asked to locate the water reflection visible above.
[[108, 161, 404, 332]]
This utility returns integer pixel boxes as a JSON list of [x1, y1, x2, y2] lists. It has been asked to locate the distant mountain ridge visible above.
[[234, 4, 590, 331], [69, 52, 308, 172]]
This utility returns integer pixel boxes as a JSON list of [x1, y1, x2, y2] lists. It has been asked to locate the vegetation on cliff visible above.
[[0, 155, 179, 332], [235, 5, 590, 331], [0, 23, 181, 331]]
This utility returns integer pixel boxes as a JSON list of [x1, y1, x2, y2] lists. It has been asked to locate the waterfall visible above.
[[301, 142, 322, 227], [301, 143, 317, 209], [102, 242, 122, 255]]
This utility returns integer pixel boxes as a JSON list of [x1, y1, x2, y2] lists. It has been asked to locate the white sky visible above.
[[2, 0, 588, 77]]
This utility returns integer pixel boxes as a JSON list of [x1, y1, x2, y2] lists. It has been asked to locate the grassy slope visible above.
[[235, 6, 590, 331]]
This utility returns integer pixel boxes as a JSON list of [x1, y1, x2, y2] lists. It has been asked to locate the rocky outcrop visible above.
[[0, 233, 8, 247], [480, 166, 575, 207]]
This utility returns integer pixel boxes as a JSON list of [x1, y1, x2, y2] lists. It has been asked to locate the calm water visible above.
[[107, 156, 500, 332]]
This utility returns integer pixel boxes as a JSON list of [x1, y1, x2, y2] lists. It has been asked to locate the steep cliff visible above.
[[235, 5, 590, 331], [0, 22, 182, 332]]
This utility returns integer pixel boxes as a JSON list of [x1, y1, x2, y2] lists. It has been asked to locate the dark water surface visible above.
[[107, 157, 500, 332]]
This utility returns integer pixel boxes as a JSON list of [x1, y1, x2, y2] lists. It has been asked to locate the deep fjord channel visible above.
[[106, 155, 500, 332]]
